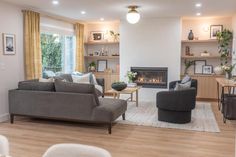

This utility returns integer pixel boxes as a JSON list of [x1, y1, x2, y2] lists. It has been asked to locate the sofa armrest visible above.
[[156, 88, 196, 111], [169, 80, 181, 90]]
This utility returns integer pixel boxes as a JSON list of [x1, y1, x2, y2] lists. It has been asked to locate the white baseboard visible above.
[[0, 113, 9, 122]]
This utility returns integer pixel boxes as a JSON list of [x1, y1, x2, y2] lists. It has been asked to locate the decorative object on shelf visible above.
[[90, 31, 105, 42], [93, 51, 100, 56], [184, 60, 194, 74], [222, 64, 235, 79], [104, 68, 112, 73], [110, 31, 120, 42], [188, 30, 194, 40], [202, 65, 213, 75], [111, 82, 127, 91], [216, 29, 233, 65], [126, 71, 137, 83], [89, 53, 93, 56], [214, 66, 224, 75], [112, 53, 119, 56], [210, 25, 223, 39], [194, 60, 206, 74], [126, 6, 140, 24], [200, 51, 210, 57], [185, 46, 190, 56], [97, 60, 107, 72], [2, 33, 16, 55], [127, 82, 137, 87], [88, 61, 96, 72]]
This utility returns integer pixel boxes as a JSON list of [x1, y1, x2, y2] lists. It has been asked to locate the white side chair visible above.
[[0, 135, 9, 156], [42, 144, 112, 157]]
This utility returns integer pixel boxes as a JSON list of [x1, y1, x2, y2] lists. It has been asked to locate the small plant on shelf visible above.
[[88, 61, 96, 72], [216, 29, 233, 65], [110, 30, 120, 42], [184, 60, 195, 75]]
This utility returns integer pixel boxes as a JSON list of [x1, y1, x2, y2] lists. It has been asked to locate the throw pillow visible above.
[[39, 78, 54, 82], [54, 79, 100, 105], [181, 75, 191, 84], [72, 73, 90, 84], [174, 81, 191, 91]]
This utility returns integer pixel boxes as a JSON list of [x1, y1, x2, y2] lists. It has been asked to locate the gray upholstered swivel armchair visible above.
[[156, 79, 197, 124]]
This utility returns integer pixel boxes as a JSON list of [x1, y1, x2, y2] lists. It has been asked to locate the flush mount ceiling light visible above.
[[196, 12, 201, 16], [81, 11, 86, 15], [52, 0, 59, 5], [126, 6, 140, 24], [195, 3, 202, 8]]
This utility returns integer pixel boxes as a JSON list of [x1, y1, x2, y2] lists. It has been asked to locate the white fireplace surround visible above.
[[120, 18, 181, 101]]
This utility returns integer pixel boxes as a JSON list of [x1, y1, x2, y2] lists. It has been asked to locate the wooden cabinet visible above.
[[94, 72, 119, 92], [188, 75, 224, 99]]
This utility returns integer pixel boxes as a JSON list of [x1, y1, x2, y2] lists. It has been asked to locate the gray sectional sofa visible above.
[[8, 74, 127, 134]]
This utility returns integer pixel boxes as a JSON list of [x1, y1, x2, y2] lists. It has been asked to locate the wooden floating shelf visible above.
[[181, 39, 218, 43], [84, 42, 119, 45], [85, 56, 120, 60], [181, 55, 231, 59]]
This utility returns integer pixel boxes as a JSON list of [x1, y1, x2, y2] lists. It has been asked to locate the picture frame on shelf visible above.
[[194, 60, 206, 74], [97, 60, 107, 72], [2, 33, 16, 55], [210, 25, 223, 39], [90, 31, 105, 42], [202, 65, 213, 75]]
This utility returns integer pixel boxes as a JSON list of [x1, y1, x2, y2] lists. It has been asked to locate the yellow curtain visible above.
[[23, 10, 42, 80], [74, 23, 85, 72]]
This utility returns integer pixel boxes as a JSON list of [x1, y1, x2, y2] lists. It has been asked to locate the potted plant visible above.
[[221, 64, 235, 79], [110, 30, 120, 42], [184, 60, 194, 75], [126, 71, 137, 83], [88, 61, 96, 72], [216, 29, 233, 65]]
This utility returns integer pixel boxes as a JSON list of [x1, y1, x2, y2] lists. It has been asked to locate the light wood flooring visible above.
[[0, 101, 235, 157]]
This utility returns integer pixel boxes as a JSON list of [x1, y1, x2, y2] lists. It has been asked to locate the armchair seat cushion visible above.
[[92, 98, 127, 122]]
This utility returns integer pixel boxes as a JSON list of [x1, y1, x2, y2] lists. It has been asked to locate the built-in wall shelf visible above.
[[181, 74, 224, 77], [181, 55, 231, 59], [181, 39, 218, 43], [84, 41, 119, 45], [85, 56, 119, 60]]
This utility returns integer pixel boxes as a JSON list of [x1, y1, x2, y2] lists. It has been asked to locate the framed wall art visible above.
[[2, 33, 16, 55], [97, 60, 107, 72], [90, 31, 105, 42], [194, 60, 206, 74], [210, 25, 223, 39], [202, 65, 213, 75]]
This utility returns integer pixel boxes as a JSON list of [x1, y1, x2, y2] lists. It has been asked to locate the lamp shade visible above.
[[126, 8, 140, 24]]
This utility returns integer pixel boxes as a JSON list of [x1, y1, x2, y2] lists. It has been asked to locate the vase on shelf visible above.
[[188, 30, 194, 40], [214, 66, 223, 75]]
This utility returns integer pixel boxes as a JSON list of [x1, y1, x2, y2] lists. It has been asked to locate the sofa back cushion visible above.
[[18, 80, 55, 91], [54, 79, 99, 105]]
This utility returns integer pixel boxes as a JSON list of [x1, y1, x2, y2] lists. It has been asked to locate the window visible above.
[[40, 16, 76, 74], [41, 33, 76, 73]]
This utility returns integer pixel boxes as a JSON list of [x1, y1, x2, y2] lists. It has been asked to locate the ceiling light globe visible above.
[[126, 10, 140, 24]]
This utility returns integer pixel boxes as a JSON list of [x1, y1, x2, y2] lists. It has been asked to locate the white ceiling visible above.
[[2, 0, 236, 22]]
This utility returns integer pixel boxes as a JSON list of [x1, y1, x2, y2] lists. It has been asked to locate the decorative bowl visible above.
[[111, 82, 127, 91]]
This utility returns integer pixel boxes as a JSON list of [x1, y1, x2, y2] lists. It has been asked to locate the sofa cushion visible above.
[[181, 75, 191, 84], [72, 74, 90, 84], [174, 81, 191, 91], [18, 80, 55, 91], [92, 98, 127, 122], [54, 79, 100, 105]]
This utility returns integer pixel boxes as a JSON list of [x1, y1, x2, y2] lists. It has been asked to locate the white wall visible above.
[[0, 2, 24, 121], [120, 18, 181, 101]]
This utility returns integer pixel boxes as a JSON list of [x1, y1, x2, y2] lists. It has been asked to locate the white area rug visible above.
[[116, 101, 220, 133]]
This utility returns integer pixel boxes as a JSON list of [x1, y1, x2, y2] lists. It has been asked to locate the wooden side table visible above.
[[107, 86, 141, 107]]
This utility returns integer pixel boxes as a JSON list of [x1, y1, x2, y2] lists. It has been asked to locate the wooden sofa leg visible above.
[[10, 114, 14, 124], [108, 123, 112, 134], [122, 113, 126, 120]]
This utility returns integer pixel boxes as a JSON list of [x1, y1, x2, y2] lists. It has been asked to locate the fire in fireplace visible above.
[[131, 67, 168, 88]]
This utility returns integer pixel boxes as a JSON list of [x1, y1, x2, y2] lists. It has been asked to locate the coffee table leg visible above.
[[113, 93, 116, 99], [131, 93, 133, 101], [136, 90, 138, 107]]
